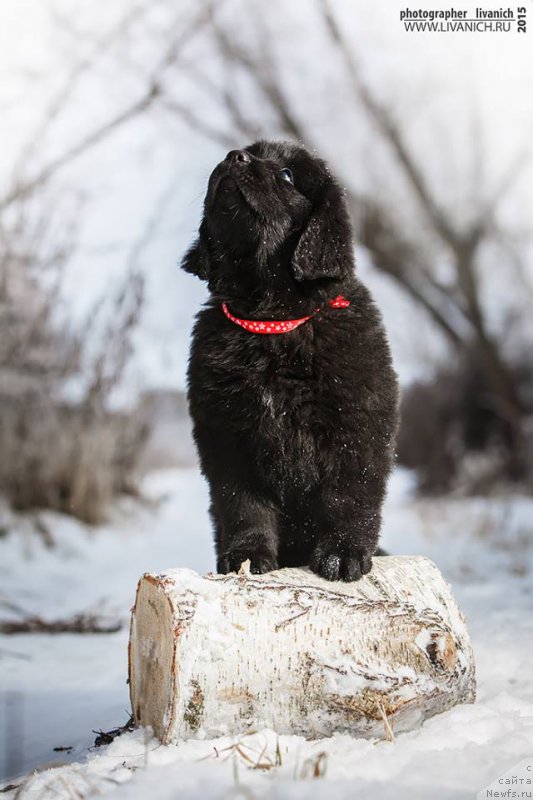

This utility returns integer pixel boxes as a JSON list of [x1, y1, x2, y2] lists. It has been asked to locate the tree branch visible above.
[[10, 1, 156, 181], [319, 0, 462, 250], [353, 195, 464, 347], [0, 4, 215, 212], [161, 99, 237, 149], [209, 12, 308, 142]]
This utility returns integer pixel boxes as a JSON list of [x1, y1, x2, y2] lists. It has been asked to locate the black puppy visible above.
[[182, 140, 399, 581]]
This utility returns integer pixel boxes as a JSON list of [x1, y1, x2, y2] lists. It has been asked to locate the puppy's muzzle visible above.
[[225, 149, 251, 165]]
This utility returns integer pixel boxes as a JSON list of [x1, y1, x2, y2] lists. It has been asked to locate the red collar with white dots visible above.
[[221, 295, 350, 335]]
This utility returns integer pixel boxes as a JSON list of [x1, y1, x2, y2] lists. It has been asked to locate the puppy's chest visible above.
[[198, 327, 337, 486], [257, 366, 314, 431], [248, 341, 317, 424], [251, 346, 320, 481], [201, 323, 332, 432]]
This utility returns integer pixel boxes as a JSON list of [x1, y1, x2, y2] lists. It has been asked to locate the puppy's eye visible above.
[[280, 168, 294, 185]]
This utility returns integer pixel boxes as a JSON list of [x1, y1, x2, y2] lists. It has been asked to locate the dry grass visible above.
[[0, 196, 149, 525], [0, 398, 147, 525], [397, 343, 533, 496]]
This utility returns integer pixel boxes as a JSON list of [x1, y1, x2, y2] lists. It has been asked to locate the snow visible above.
[[1, 467, 532, 799], [1, 1, 532, 795]]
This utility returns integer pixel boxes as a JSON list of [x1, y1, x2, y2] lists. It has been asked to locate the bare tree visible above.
[[153, 0, 531, 488], [0, 4, 217, 521], [2, 0, 531, 492], [0, 188, 149, 523]]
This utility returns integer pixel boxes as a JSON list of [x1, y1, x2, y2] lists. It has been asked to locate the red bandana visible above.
[[222, 295, 350, 335]]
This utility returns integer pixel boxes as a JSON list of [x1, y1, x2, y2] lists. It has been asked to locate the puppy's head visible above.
[[181, 140, 354, 293]]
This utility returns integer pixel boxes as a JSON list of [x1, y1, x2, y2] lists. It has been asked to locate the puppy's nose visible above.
[[226, 149, 251, 165]]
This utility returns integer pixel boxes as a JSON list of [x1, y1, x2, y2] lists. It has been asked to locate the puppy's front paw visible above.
[[310, 541, 373, 582], [217, 550, 278, 576]]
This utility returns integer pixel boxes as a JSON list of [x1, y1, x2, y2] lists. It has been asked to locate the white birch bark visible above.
[[129, 556, 475, 742]]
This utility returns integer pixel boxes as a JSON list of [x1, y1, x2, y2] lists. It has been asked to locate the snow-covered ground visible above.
[[1, 467, 532, 799]]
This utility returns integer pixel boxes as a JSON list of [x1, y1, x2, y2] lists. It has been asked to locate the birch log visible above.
[[129, 556, 475, 742]]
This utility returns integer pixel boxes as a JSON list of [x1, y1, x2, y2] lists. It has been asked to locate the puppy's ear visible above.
[[181, 221, 210, 281], [292, 183, 353, 281]]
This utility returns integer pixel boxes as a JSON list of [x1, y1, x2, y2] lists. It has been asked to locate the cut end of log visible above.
[[128, 574, 178, 736], [129, 556, 476, 743]]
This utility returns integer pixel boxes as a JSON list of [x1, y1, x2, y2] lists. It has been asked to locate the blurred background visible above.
[[1, 0, 532, 789]]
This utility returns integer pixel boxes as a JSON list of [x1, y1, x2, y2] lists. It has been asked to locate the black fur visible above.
[[182, 140, 399, 581]]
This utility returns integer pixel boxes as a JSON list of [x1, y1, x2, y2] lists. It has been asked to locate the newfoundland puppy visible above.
[[181, 140, 399, 581]]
